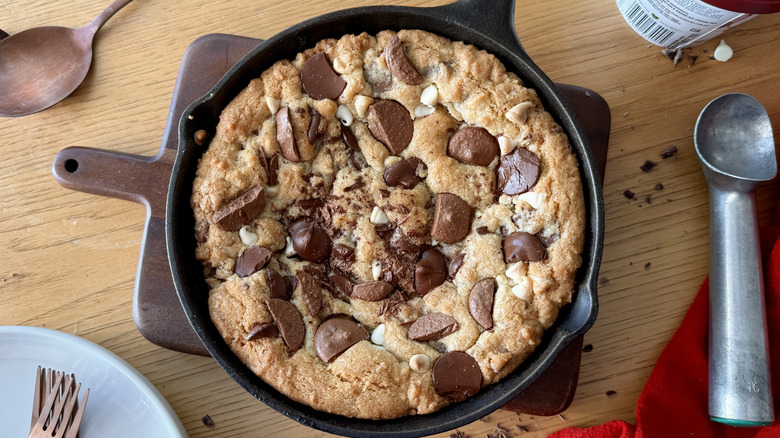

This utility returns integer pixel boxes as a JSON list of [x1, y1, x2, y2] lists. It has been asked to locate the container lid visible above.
[[704, 0, 780, 14]]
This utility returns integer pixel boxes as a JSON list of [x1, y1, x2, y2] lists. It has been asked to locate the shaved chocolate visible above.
[[265, 298, 305, 351], [330, 274, 354, 297], [266, 269, 289, 299], [308, 109, 322, 144], [235, 247, 273, 277], [276, 107, 300, 162], [296, 271, 323, 316], [289, 219, 331, 262], [469, 278, 495, 330], [384, 35, 423, 85], [431, 193, 472, 244], [497, 147, 540, 195], [384, 158, 422, 189], [447, 127, 499, 166], [367, 100, 413, 155], [504, 231, 546, 263], [332, 243, 355, 260], [213, 185, 266, 231], [432, 351, 482, 402], [314, 317, 369, 363], [267, 154, 279, 186], [407, 312, 459, 342], [449, 253, 466, 278], [300, 52, 347, 100], [352, 281, 394, 301], [246, 322, 278, 340], [415, 248, 448, 296], [379, 292, 405, 316], [341, 124, 360, 151]]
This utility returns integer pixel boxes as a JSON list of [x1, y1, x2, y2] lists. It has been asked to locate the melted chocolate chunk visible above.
[[246, 322, 278, 341], [432, 351, 482, 402], [296, 271, 323, 316], [447, 127, 499, 167], [330, 274, 354, 297], [384, 35, 423, 85], [407, 312, 459, 342], [276, 107, 300, 162], [351, 281, 394, 301], [308, 109, 322, 144], [367, 100, 413, 155], [448, 253, 465, 278], [289, 219, 332, 263], [431, 193, 472, 244], [496, 148, 540, 195], [267, 154, 279, 186], [300, 52, 347, 101], [266, 269, 289, 299], [212, 185, 266, 232], [314, 318, 369, 363], [332, 243, 355, 260], [469, 278, 495, 330], [378, 292, 405, 316], [504, 231, 546, 263], [383, 157, 422, 189], [415, 248, 448, 296], [341, 124, 361, 151], [234, 247, 273, 278], [265, 298, 305, 352]]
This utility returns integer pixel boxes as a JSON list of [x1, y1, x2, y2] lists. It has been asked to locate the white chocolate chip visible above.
[[517, 191, 544, 209], [498, 136, 517, 155], [529, 275, 552, 292], [266, 97, 281, 115], [414, 105, 435, 118], [284, 236, 296, 257], [371, 323, 386, 345], [372, 260, 382, 280], [505, 262, 526, 283], [384, 156, 401, 168], [714, 40, 733, 62], [332, 57, 348, 74], [409, 354, 431, 373], [370, 206, 389, 225], [265, 185, 279, 197], [336, 104, 353, 126], [420, 84, 439, 106], [239, 225, 258, 246], [506, 102, 534, 125], [354, 95, 374, 118], [512, 276, 534, 302]]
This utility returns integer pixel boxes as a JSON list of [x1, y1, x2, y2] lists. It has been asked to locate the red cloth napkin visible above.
[[551, 216, 780, 438]]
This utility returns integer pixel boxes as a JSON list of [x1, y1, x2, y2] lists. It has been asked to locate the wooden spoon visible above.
[[0, 0, 134, 117]]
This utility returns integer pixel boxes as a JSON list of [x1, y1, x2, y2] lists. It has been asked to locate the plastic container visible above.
[[617, 0, 780, 50]]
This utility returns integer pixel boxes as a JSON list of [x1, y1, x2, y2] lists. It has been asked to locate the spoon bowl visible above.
[[0, 0, 133, 117]]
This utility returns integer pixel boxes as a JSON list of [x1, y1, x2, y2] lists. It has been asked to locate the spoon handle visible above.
[[84, 0, 134, 35], [708, 187, 774, 425]]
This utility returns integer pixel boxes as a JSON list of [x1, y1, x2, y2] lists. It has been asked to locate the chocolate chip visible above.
[[341, 124, 360, 151], [300, 52, 346, 101], [407, 312, 459, 342], [296, 271, 322, 316], [504, 231, 546, 263], [212, 185, 267, 231], [276, 107, 300, 162], [655, 182, 664, 190], [332, 243, 355, 260], [289, 219, 331, 262], [201, 415, 215, 427], [431, 193, 472, 244], [623, 190, 635, 200], [351, 281, 394, 301], [661, 145, 678, 159], [266, 269, 289, 299], [432, 351, 482, 402], [314, 317, 369, 363], [447, 127, 499, 166], [449, 253, 465, 278], [640, 160, 656, 172], [469, 278, 495, 330], [246, 322, 278, 341], [383, 158, 422, 189], [415, 248, 448, 297], [265, 298, 305, 352], [330, 274, 354, 297], [234, 247, 273, 277], [267, 154, 279, 186], [384, 35, 422, 85], [308, 109, 322, 144], [497, 147, 540, 195], [367, 100, 413, 155]]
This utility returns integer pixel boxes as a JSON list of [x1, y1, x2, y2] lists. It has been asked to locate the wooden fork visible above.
[[29, 366, 89, 438]]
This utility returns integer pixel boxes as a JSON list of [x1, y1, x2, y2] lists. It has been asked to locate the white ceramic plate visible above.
[[0, 326, 187, 438]]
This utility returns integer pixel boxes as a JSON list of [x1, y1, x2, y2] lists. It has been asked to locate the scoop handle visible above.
[[708, 187, 775, 425]]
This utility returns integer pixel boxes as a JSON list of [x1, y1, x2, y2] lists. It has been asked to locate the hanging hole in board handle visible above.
[[64, 159, 79, 173]]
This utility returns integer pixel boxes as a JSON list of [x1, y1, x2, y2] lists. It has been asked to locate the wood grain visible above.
[[2, 0, 779, 436]]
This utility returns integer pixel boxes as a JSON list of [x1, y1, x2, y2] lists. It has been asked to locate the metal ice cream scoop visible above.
[[695, 93, 776, 426]]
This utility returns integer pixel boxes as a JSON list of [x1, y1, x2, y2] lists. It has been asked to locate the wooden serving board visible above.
[[51, 33, 610, 416]]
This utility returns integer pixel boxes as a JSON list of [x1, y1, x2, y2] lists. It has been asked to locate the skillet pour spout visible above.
[[167, 0, 604, 436]]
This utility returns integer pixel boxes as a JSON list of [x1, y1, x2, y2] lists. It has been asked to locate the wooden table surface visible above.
[[2, 0, 779, 436]]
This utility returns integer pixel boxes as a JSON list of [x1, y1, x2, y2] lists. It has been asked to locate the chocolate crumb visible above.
[[640, 160, 656, 172], [607, 390, 618, 398], [623, 190, 635, 200], [646, 195, 653, 204], [689, 54, 699, 65], [201, 415, 215, 426], [476, 226, 489, 235], [450, 431, 468, 438], [583, 344, 593, 352], [655, 182, 664, 190], [661, 145, 678, 159], [620, 86, 626, 92], [487, 425, 511, 438], [644, 262, 651, 270]]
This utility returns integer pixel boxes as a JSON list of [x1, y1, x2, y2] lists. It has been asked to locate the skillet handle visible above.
[[436, 0, 524, 54]]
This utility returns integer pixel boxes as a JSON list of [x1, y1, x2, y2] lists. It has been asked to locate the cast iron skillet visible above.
[[168, 0, 604, 436]]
